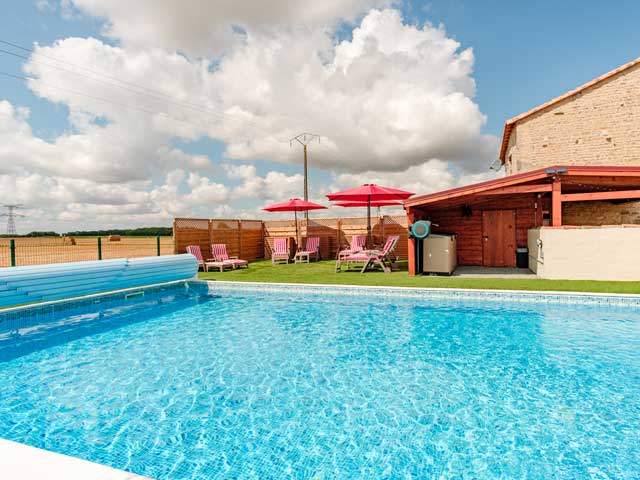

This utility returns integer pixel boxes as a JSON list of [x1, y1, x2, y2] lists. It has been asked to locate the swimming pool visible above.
[[0, 281, 639, 479]]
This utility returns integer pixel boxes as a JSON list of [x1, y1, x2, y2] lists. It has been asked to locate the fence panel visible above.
[[173, 218, 211, 258], [240, 220, 264, 261], [173, 215, 408, 263], [0, 236, 174, 267], [173, 218, 265, 261]]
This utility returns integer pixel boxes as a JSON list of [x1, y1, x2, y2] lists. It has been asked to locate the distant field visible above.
[[0, 236, 175, 267]]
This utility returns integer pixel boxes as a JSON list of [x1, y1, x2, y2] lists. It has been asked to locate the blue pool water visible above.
[[0, 284, 639, 479]]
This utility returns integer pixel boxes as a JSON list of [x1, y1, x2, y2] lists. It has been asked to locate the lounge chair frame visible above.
[[338, 235, 400, 273], [294, 236, 321, 263], [272, 237, 291, 265], [186, 245, 233, 273]]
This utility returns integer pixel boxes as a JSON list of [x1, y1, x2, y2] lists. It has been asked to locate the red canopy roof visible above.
[[333, 200, 402, 207], [262, 198, 326, 212], [326, 184, 414, 202]]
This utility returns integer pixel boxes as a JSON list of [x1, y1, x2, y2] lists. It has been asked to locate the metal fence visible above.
[[0, 236, 175, 268]]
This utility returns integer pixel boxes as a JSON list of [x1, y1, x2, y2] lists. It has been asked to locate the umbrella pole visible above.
[[367, 195, 372, 248], [294, 209, 299, 250]]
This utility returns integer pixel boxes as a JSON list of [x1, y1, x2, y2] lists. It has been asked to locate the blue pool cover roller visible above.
[[0, 254, 198, 308]]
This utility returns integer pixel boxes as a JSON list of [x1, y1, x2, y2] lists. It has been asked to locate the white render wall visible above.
[[528, 226, 640, 281]]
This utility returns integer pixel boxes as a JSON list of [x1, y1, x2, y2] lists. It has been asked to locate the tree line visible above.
[[0, 227, 173, 237]]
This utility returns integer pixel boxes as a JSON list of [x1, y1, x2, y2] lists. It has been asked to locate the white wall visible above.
[[528, 226, 640, 281]]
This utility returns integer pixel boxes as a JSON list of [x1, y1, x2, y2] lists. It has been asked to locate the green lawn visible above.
[[199, 260, 640, 294]]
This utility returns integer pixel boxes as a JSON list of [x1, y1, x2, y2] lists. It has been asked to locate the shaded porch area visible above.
[[405, 165, 640, 277]]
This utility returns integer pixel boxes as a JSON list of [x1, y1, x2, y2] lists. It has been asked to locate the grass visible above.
[[199, 260, 640, 294]]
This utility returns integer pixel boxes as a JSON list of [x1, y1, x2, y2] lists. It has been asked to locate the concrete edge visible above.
[[0, 438, 151, 480], [199, 279, 640, 299]]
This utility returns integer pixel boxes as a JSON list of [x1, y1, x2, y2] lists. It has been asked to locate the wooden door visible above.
[[482, 210, 516, 267]]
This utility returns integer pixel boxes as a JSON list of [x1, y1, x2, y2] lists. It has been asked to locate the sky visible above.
[[1, 0, 639, 233]]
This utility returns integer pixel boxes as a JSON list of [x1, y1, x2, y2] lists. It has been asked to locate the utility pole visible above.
[[0, 204, 26, 235], [290, 133, 320, 219]]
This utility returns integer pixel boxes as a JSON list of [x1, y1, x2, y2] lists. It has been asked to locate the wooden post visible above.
[[381, 215, 386, 242], [407, 209, 416, 276], [238, 220, 243, 259], [336, 219, 342, 259], [551, 179, 562, 227], [535, 194, 544, 227], [208, 219, 214, 256], [9, 239, 15, 267], [172, 218, 178, 254]]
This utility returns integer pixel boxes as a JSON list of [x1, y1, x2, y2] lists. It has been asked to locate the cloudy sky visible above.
[[1, 1, 639, 232]]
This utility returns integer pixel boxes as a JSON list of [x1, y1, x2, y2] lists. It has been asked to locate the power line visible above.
[[0, 70, 215, 133], [1, 69, 287, 146], [0, 46, 236, 124], [0, 38, 288, 136]]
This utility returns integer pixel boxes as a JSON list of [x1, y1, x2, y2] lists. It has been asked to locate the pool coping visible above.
[[202, 280, 640, 307], [0, 438, 151, 480]]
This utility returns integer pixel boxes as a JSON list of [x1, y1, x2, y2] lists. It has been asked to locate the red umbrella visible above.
[[327, 184, 413, 247], [333, 200, 403, 208], [263, 198, 326, 246]]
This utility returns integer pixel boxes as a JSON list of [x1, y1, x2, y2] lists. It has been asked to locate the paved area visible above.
[[449, 266, 536, 279]]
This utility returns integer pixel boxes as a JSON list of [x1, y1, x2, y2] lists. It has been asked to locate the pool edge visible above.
[[202, 280, 640, 306], [0, 438, 152, 480]]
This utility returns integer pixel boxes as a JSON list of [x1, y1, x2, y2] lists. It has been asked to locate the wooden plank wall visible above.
[[262, 215, 408, 260], [173, 218, 265, 261], [424, 196, 536, 266], [175, 215, 409, 262]]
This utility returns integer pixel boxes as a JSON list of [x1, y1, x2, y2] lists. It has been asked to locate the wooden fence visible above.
[[174, 215, 408, 261], [173, 218, 264, 261]]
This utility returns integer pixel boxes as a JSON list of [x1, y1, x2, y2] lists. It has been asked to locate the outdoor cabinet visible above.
[[423, 234, 458, 275]]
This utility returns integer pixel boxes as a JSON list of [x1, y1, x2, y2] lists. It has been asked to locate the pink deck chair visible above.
[[211, 244, 249, 269], [272, 237, 290, 265], [337, 235, 366, 261], [295, 236, 320, 263], [341, 235, 400, 273], [186, 245, 232, 272]]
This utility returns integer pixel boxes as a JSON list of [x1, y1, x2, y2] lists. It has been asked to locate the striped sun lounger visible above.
[[340, 235, 400, 273], [211, 244, 248, 269], [337, 235, 366, 261], [186, 245, 233, 272], [272, 238, 290, 265], [295, 237, 320, 263]]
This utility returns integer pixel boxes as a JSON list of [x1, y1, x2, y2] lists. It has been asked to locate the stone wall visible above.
[[503, 62, 640, 224], [563, 201, 640, 225], [504, 62, 640, 175]]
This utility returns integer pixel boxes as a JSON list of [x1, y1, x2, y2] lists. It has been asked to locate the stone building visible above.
[[499, 56, 640, 224]]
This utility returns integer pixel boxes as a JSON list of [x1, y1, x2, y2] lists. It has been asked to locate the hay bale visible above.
[[63, 236, 76, 246], [108, 234, 121, 241]]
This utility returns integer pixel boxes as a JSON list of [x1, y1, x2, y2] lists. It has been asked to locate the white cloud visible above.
[[1, 6, 499, 231], [67, 0, 392, 57]]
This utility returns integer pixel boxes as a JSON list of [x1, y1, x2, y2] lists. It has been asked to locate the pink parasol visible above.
[[263, 198, 326, 245], [327, 184, 413, 246]]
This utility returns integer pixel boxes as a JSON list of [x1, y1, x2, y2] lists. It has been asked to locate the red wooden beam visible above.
[[482, 184, 553, 195], [560, 189, 640, 202], [406, 208, 416, 276], [551, 179, 562, 227]]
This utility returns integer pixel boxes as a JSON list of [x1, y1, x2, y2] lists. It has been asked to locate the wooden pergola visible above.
[[404, 166, 640, 275], [405, 165, 640, 227]]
